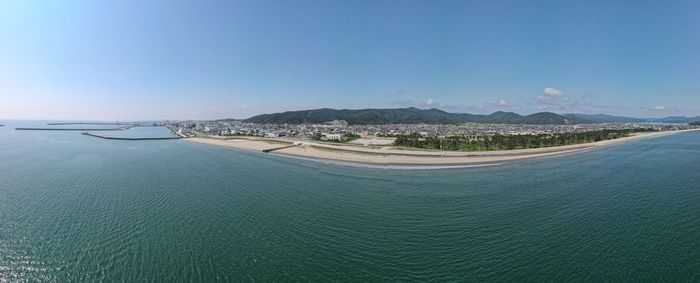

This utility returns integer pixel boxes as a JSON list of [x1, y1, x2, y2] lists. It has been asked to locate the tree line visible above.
[[393, 129, 657, 151]]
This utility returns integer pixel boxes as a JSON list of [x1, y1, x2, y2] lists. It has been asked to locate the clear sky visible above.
[[1, 0, 699, 120]]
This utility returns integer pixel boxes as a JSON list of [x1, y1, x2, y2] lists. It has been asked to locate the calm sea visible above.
[[1, 121, 700, 281]]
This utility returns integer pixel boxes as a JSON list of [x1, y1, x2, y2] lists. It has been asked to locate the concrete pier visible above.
[[262, 144, 299, 153], [166, 125, 188, 138], [81, 132, 181, 140], [47, 122, 128, 126], [16, 125, 133, 131]]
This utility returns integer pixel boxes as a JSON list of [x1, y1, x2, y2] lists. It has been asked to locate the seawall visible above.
[[16, 126, 133, 131], [82, 132, 181, 140]]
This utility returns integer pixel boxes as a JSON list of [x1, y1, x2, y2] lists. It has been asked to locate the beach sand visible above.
[[187, 129, 698, 166]]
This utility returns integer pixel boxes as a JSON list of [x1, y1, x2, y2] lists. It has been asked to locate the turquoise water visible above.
[[1, 121, 700, 281], [19, 123, 126, 130], [86, 126, 178, 138]]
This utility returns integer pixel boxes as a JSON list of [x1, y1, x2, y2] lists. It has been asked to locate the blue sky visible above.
[[1, 0, 699, 120]]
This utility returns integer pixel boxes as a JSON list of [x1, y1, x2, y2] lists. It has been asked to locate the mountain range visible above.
[[240, 107, 700, 125]]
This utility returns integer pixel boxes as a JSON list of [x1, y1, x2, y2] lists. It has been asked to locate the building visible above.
[[325, 133, 343, 140], [327, 120, 349, 127]]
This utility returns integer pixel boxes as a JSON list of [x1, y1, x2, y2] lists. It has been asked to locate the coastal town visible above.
[[165, 119, 695, 141], [9, 117, 697, 167]]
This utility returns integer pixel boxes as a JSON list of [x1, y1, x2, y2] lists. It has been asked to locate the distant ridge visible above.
[[240, 108, 700, 125], [243, 107, 573, 125], [563, 113, 646, 124], [652, 116, 700, 124], [564, 114, 700, 124]]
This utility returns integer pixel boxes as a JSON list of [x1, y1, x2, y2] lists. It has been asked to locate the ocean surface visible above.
[[1, 121, 700, 281], [86, 126, 178, 139]]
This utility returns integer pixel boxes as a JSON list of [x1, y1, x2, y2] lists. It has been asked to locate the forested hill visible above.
[[243, 108, 575, 125]]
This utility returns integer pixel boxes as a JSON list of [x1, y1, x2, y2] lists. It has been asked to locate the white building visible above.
[[325, 133, 343, 140]]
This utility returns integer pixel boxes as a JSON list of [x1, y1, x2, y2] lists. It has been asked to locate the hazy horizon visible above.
[[2, 106, 699, 123], [2, 0, 699, 120]]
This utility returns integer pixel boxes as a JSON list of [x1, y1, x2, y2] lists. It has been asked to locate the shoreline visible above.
[[186, 129, 698, 167]]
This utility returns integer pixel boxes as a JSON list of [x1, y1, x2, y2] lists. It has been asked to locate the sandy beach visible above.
[[187, 129, 698, 166]]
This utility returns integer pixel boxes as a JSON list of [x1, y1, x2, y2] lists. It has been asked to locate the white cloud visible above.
[[498, 99, 508, 107], [424, 98, 434, 106], [543, 87, 564, 97], [651, 105, 666, 111], [536, 87, 568, 103]]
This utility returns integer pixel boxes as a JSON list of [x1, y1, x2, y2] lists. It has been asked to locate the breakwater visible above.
[[82, 132, 181, 140], [262, 144, 298, 153], [16, 126, 133, 131], [47, 122, 129, 126], [166, 125, 188, 138]]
